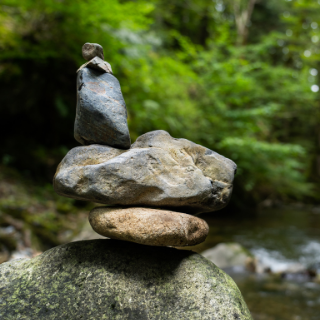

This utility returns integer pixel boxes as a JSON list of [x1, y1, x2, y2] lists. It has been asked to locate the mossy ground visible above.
[[0, 165, 93, 260]]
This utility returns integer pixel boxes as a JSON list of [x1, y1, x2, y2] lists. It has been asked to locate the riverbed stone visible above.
[[82, 42, 104, 61], [89, 206, 209, 246], [201, 243, 256, 272], [0, 239, 253, 320], [54, 130, 237, 214], [74, 67, 131, 149]]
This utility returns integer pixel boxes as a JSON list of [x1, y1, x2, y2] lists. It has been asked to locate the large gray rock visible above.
[[89, 206, 209, 246], [0, 240, 252, 320], [54, 130, 236, 214], [74, 67, 131, 149]]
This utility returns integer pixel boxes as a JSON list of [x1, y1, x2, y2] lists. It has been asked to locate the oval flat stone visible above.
[[89, 207, 209, 247]]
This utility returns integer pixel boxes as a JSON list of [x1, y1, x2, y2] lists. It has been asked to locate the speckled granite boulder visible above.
[[0, 240, 252, 320], [54, 130, 236, 214], [74, 67, 131, 149], [89, 206, 209, 246]]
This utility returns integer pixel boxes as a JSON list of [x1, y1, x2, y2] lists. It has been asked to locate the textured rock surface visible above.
[[89, 206, 209, 246], [0, 240, 252, 320], [77, 56, 113, 74], [74, 67, 131, 149], [82, 42, 104, 60], [54, 130, 237, 214]]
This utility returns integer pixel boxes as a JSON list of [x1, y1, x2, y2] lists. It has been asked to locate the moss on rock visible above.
[[0, 239, 252, 320]]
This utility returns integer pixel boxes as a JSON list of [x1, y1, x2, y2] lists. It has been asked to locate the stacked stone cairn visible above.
[[0, 43, 252, 320], [54, 43, 237, 248]]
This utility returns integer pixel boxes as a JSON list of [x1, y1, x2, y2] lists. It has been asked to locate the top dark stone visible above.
[[74, 67, 131, 149], [0, 239, 252, 320]]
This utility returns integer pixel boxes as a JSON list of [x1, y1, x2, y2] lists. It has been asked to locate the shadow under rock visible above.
[[55, 239, 193, 280]]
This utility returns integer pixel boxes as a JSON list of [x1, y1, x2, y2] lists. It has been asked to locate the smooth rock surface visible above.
[[77, 56, 113, 74], [74, 67, 131, 149], [82, 42, 104, 60], [0, 239, 252, 320], [54, 130, 236, 214], [89, 206, 209, 246]]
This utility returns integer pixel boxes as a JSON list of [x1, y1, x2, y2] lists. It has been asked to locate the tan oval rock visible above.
[[89, 207, 209, 247]]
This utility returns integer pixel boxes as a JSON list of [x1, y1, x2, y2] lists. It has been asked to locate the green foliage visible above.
[[0, 0, 319, 208], [0, 165, 92, 250], [0, 0, 153, 61]]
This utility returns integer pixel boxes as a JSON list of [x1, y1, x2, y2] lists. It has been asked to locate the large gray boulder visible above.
[[74, 67, 131, 149], [0, 239, 252, 320], [54, 130, 236, 214]]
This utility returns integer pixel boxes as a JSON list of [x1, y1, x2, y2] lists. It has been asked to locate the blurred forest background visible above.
[[3, 2, 320, 319], [1, 0, 320, 251]]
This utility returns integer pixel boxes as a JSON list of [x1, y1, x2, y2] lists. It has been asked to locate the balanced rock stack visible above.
[[54, 43, 237, 247], [0, 43, 253, 320]]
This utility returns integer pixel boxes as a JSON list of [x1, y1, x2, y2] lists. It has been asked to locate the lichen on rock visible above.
[[0, 239, 252, 320]]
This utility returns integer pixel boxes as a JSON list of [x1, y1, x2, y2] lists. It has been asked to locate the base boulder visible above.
[[0, 240, 252, 320]]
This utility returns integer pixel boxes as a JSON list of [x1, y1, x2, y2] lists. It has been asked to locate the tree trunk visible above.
[[233, 0, 256, 45]]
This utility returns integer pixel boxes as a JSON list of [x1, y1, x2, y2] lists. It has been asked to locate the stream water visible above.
[[191, 207, 320, 320]]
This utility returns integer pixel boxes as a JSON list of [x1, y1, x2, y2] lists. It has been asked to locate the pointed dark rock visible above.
[[74, 67, 131, 149]]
